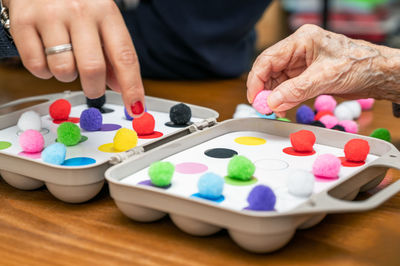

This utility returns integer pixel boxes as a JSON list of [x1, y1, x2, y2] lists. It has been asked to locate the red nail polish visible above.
[[131, 101, 144, 115]]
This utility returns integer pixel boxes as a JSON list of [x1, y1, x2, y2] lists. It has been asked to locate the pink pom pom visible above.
[[314, 95, 337, 112], [338, 120, 359, 134], [252, 90, 273, 115], [357, 98, 375, 110], [319, 115, 339, 129], [312, 154, 341, 179], [19, 129, 44, 153]]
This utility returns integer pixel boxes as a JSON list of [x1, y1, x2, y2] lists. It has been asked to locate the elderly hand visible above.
[[6, 0, 145, 116], [247, 24, 400, 115]]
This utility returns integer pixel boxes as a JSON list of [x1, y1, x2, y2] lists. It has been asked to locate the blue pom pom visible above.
[[124, 108, 133, 121], [80, 108, 103, 131], [42, 143, 66, 165], [296, 105, 315, 124], [197, 172, 224, 199], [247, 185, 276, 211]]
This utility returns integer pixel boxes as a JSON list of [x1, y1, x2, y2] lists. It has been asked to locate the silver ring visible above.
[[45, 44, 73, 55]]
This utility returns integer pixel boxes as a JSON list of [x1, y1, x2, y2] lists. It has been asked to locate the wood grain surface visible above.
[[1, 66, 400, 266]]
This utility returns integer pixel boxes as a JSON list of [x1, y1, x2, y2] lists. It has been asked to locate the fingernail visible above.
[[131, 101, 144, 115], [268, 91, 283, 109]]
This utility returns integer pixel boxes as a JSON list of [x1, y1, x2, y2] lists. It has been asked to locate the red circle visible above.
[[339, 157, 365, 167], [138, 131, 164, 139], [52, 117, 80, 124], [282, 147, 316, 156]]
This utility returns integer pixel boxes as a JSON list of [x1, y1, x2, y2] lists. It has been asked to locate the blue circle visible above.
[[191, 193, 225, 203], [62, 157, 96, 166]]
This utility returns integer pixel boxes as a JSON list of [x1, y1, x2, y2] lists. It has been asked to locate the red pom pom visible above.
[[344, 139, 370, 162], [49, 99, 71, 120], [314, 110, 333, 121], [132, 112, 155, 135], [290, 130, 316, 152]]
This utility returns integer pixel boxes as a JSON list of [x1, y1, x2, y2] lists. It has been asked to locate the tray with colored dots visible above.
[[105, 118, 400, 253], [0, 91, 218, 203]]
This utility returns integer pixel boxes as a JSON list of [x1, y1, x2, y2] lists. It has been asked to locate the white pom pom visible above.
[[342, 101, 362, 119], [17, 111, 42, 131], [334, 104, 353, 121], [235, 104, 254, 113], [287, 170, 314, 197], [233, 110, 258, 119]]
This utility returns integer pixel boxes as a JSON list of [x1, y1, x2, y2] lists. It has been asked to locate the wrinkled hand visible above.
[[247, 24, 400, 115], [6, 0, 144, 116]]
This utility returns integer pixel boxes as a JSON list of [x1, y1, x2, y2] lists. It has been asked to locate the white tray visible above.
[[105, 118, 400, 253]]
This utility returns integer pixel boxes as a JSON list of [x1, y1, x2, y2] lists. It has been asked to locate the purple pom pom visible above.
[[80, 108, 103, 131], [296, 105, 315, 124], [247, 185, 276, 211]]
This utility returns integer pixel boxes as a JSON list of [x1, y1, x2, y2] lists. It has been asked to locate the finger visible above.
[[70, 20, 106, 99], [11, 26, 52, 79], [100, 8, 145, 117], [105, 55, 122, 93], [38, 23, 77, 82]]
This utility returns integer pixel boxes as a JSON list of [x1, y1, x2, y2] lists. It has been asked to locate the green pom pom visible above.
[[277, 117, 291, 122], [149, 161, 175, 187], [370, 128, 391, 142], [227, 155, 255, 181], [57, 122, 81, 146]]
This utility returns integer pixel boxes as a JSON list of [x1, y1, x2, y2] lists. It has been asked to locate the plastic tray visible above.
[[105, 118, 400, 253], [0, 91, 218, 203]]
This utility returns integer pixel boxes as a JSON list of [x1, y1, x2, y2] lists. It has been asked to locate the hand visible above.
[[247, 24, 400, 115], [7, 0, 145, 116]]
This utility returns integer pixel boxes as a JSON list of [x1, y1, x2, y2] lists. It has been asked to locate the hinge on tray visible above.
[[191, 118, 217, 131], [109, 146, 145, 165]]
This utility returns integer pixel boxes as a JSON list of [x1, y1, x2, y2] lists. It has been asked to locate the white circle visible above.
[[255, 159, 289, 171]]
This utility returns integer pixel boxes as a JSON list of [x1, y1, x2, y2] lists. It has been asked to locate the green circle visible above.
[[224, 176, 258, 186], [56, 135, 87, 144], [0, 141, 11, 150]]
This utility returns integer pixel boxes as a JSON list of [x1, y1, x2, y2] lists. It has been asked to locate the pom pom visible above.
[[296, 105, 315, 124], [312, 154, 341, 178], [341, 101, 361, 119], [132, 112, 155, 135], [86, 95, 105, 109], [247, 185, 276, 211], [124, 108, 133, 120], [148, 161, 175, 187], [370, 128, 391, 142], [357, 98, 374, 110], [227, 155, 255, 181], [17, 111, 42, 132], [314, 95, 337, 112], [49, 99, 71, 120], [80, 108, 103, 131], [344, 139, 370, 162], [42, 143, 66, 165], [332, 125, 345, 131], [338, 120, 358, 134], [57, 122, 81, 146], [197, 172, 224, 199], [319, 115, 339, 129], [19, 129, 44, 153], [170, 103, 192, 125], [311, 120, 326, 128], [334, 104, 353, 121], [252, 90, 273, 115], [290, 130, 316, 152], [314, 110, 333, 121], [287, 170, 315, 197], [113, 128, 138, 152]]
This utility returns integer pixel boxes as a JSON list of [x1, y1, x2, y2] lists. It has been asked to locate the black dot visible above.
[[164, 121, 193, 128], [204, 148, 238, 159], [332, 125, 346, 131], [311, 120, 326, 128]]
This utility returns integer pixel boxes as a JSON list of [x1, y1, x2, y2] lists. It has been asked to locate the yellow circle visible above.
[[234, 136, 266, 146], [98, 143, 119, 153]]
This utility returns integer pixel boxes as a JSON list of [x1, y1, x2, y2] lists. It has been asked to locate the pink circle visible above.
[[18, 151, 42, 159], [176, 162, 208, 174]]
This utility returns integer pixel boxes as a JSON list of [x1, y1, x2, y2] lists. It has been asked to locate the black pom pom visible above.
[[86, 95, 106, 109], [311, 120, 326, 128], [332, 125, 346, 131], [169, 103, 192, 125]]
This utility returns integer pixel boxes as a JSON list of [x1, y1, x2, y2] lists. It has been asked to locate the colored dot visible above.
[[191, 193, 225, 203], [254, 159, 289, 171], [18, 152, 41, 159], [138, 131, 164, 139], [224, 176, 258, 186], [138, 179, 171, 189], [0, 141, 11, 150], [277, 117, 291, 122], [56, 135, 88, 144], [176, 162, 208, 174], [164, 121, 193, 128], [62, 157, 96, 166], [339, 157, 365, 167], [100, 124, 122, 131], [234, 136, 266, 146], [98, 143, 119, 153], [204, 148, 238, 159], [52, 117, 80, 124], [282, 147, 316, 156]]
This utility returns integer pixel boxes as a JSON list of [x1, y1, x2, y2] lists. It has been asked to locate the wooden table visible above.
[[1, 66, 400, 265]]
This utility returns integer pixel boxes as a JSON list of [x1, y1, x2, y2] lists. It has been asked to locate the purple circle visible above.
[[100, 124, 122, 131], [176, 162, 208, 174], [138, 179, 171, 189]]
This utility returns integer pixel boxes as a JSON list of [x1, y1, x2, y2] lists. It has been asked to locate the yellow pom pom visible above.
[[113, 128, 138, 152]]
